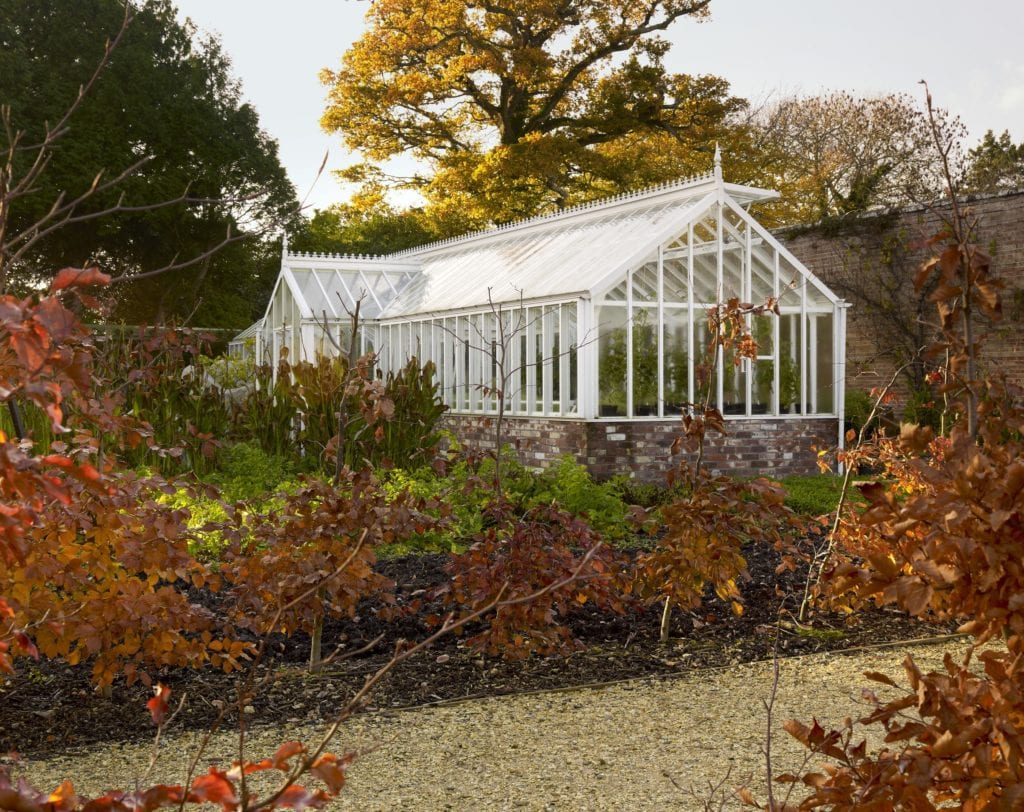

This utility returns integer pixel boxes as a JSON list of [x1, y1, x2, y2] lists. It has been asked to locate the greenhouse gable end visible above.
[[236, 159, 847, 480]]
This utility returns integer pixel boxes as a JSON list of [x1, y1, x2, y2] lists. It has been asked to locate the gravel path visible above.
[[13, 638, 967, 810]]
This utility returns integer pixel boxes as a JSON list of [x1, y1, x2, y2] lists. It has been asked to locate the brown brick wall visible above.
[[782, 191, 1024, 402], [441, 414, 835, 481]]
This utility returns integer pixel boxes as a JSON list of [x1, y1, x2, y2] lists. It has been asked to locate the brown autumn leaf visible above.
[[50, 266, 111, 293]]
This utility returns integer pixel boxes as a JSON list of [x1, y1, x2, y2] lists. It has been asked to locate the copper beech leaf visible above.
[[188, 770, 238, 809], [146, 683, 171, 726], [50, 266, 111, 293]]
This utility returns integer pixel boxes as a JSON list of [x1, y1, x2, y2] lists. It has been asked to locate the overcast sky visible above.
[[173, 0, 1024, 212]]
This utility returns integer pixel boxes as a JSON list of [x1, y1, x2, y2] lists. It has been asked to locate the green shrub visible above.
[[844, 388, 876, 435], [210, 442, 295, 502], [530, 456, 632, 541], [779, 474, 859, 517]]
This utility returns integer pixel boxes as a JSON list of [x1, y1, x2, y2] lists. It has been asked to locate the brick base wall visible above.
[[441, 414, 837, 481]]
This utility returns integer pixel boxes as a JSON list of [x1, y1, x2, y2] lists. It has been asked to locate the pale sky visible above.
[[173, 0, 1024, 212]]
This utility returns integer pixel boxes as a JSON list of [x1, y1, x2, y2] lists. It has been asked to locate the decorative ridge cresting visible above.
[[283, 250, 413, 262], [389, 170, 718, 258]]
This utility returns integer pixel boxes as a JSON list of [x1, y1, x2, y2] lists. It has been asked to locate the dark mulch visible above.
[[0, 543, 957, 759]]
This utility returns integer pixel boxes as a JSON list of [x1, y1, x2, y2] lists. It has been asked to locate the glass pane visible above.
[[663, 256, 688, 303], [632, 308, 658, 416], [721, 251, 744, 300], [778, 253, 804, 309], [518, 333, 528, 412], [814, 313, 835, 413], [750, 245, 775, 303], [692, 253, 718, 303], [722, 342, 748, 415], [752, 314, 774, 357], [602, 278, 628, 302], [693, 308, 718, 409], [663, 308, 689, 415], [721, 208, 746, 299], [597, 306, 628, 417], [752, 360, 774, 414], [632, 262, 658, 303], [692, 216, 716, 247], [779, 313, 802, 413], [567, 306, 578, 413]]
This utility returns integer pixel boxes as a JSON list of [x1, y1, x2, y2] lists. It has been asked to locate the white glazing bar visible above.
[[657, 245, 665, 417], [525, 307, 538, 415], [716, 205, 724, 413], [809, 314, 819, 413], [542, 307, 554, 414], [559, 304, 570, 414], [773, 249, 781, 416], [355, 268, 384, 312], [687, 223, 695, 409], [745, 224, 753, 415], [508, 308, 521, 415], [469, 314, 481, 411], [625, 268, 634, 418], [837, 302, 849, 468], [800, 278, 808, 414], [578, 299, 594, 419]]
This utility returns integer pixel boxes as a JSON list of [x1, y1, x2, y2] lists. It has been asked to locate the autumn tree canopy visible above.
[[750, 91, 960, 225], [321, 0, 747, 223]]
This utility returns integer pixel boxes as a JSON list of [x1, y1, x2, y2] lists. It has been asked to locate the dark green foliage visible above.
[[291, 204, 442, 256], [0, 0, 298, 325], [85, 328, 446, 479], [242, 354, 448, 472], [91, 325, 232, 475], [963, 129, 1024, 194], [902, 385, 943, 431], [376, 358, 449, 469], [608, 476, 683, 509], [844, 387, 877, 435]]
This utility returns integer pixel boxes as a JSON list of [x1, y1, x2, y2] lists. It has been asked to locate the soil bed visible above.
[[0, 542, 955, 758]]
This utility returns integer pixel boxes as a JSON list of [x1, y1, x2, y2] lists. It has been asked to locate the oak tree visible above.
[[321, 0, 747, 223]]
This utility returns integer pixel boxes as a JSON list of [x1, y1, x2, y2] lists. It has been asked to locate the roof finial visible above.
[[713, 142, 722, 182], [281, 233, 289, 259]]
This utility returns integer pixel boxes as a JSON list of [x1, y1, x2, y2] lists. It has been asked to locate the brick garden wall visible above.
[[782, 190, 1024, 402], [441, 414, 835, 481]]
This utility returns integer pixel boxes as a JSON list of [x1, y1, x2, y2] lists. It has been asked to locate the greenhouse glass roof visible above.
[[247, 161, 841, 344], [378, 172, 779, 317]]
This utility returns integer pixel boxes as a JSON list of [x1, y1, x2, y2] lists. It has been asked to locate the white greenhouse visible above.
[[233, 155, 848, 479]]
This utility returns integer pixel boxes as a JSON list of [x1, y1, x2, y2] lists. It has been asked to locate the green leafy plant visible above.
[[530, 456, 635, 542]]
